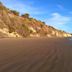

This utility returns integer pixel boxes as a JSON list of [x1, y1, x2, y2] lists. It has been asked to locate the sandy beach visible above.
[[0, 38, 72, 72]]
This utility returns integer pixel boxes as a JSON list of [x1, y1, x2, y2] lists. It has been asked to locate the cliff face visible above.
[[0, 2, 71, 38]]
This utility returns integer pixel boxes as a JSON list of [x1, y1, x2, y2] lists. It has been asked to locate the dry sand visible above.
[[0, 38, 72, 72]]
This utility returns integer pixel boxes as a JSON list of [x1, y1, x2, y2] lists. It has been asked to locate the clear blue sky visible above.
[[0, 0, 72, 33]]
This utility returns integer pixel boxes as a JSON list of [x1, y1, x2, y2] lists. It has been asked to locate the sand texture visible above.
[[0, 38, 72, 72]]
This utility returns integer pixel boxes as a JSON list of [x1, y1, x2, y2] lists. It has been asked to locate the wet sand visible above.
[[0, 38, 72, 72]]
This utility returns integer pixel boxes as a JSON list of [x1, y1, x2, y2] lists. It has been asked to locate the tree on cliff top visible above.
[[21, 13, 29, 18], [11, 10, 19, 16]]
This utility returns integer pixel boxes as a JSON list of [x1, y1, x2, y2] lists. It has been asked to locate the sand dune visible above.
[[0, 38, 72, 72]]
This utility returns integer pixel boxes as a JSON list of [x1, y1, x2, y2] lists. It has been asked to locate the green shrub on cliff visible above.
[[21, 13, 29, 18], [11, 10, 19, 16]]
